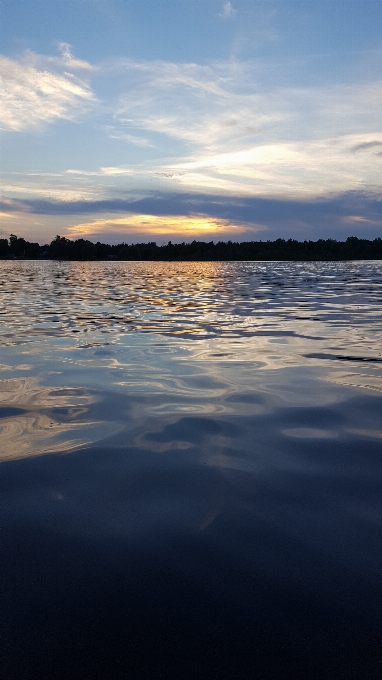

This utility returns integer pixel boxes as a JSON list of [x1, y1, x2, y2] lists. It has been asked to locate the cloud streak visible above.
[[67, 213, 250, 239], [110, 59, 382, 196], [57, 43, 95, 71], [1, 45, 381, 242], [103, 126, 154, 147], [4, 190, 381, 242], [0, 51, 96, 131], [114, 60, 382, 146], [351, 140, 382, 153]]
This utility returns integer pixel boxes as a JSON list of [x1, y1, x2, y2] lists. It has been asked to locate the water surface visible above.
[[1, 261, 382, 679]]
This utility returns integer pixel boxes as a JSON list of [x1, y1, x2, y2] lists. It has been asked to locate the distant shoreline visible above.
[[1, 234, 382, 261]]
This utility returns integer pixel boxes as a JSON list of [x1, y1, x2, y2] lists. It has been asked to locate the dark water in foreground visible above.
[[1, 260, 382, 679]]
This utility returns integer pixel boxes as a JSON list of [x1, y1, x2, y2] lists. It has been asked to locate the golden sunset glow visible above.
[[0, 211, 17, 220], [67, 214, 253, 239]]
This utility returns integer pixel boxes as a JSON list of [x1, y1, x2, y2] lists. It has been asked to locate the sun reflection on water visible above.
[[0, 260, 381, 460]]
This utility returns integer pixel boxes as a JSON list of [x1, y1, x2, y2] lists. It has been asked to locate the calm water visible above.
[[1, 260, 382, 679]]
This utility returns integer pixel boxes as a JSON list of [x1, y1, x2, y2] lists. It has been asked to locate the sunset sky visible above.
[[1, 0, 381, 244]]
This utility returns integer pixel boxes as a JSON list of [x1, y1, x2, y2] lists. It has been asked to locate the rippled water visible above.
[[1, 260, 382, 679]]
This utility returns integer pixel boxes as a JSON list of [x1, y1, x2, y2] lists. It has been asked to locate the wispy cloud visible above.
[[114, 60, 382, 148], [351, 140, 382, 153], [114, 60, 272, 151], [343, 215, 381, 225], [162, 132, 382, 197], [0, 211, 17, 219], [1, 177, 104, 201], [0, 51, 96, 131], [103, 125, 154, 147], [219, 2, 235, 19], [1, 47, 381, 242], [57, 43, 95, 71], [111, 59, 382, 195], [66, 166, 134, 176]]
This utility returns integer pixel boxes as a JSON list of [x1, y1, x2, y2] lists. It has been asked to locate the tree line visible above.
[[1, 233, 382, 261]]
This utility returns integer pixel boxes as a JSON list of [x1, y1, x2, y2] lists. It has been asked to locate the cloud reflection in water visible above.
[[1, 261, 382, 678], [0, 377, 119, 460]]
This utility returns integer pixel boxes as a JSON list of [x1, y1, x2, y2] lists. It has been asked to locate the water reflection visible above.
[[0, 259, 381, 459], [1, 261, 382, 678], [1, 261, 381, 356], [0, 377, 119, 460]]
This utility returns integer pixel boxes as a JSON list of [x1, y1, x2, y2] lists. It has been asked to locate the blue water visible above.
[[1, 260, 382, 679]]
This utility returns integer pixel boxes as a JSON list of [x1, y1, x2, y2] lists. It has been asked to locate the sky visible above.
[[1, 0, 381, 245]]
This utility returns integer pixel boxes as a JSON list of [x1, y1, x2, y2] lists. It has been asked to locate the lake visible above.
[[1, 260, 382, 679]]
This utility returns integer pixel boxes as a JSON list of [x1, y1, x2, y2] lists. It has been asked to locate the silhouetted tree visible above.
[[2, 233, 381, 261]]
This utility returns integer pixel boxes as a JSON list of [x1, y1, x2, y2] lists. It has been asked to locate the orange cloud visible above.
[[67, 213, 254, 239], [0, 211, 17, 219]]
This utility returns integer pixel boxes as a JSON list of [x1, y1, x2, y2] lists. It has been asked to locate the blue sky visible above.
[[1, 0, 381, 244]]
